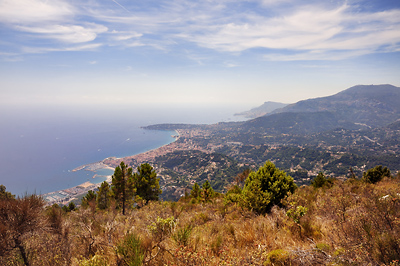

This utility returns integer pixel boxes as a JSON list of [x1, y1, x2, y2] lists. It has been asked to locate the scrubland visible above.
[[1, 176, 399, 266]]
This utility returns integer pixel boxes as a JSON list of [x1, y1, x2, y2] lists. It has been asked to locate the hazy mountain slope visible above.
[[234, 101, 289, 118], [239, 111, 362, 135], [270, 84, 400, 127]]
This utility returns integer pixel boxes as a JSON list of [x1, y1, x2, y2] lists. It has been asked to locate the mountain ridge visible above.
[[269, 84, 400, 128], [234, 101, 289, 118]]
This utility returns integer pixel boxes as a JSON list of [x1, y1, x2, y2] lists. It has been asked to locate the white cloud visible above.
[[16, 24, 108, 43], [0, 0, 73, 24], [22, 43, 102, 53], [179, 3, 400, 60], [263, 49, 371, 61], [113, 33, 143, 41], [224, 61, 239, 67], [1, 0, 399, 61], [258, 0, 294, 7], [126, 41, 145, 47]]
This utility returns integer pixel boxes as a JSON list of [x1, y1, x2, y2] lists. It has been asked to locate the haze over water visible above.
[[0, 104, 246, 196]]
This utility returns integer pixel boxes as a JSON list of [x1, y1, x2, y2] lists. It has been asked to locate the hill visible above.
[[239, 111, 363, 135], [234, 101, 289, 118], [140, 84, 400, 193], [271, 84, 400, 127]]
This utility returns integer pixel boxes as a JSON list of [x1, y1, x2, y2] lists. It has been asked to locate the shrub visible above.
[[79, 255, 109, 266], [264, 249, 290, 265], [242, 161, 297, 214], [148, 216, 176, 242], [311, 172, 333, 188], [116, 233, 144, 266], [363, 165, 391, 184], [173, 225, 192, 246], [224, 185, 242, 205]]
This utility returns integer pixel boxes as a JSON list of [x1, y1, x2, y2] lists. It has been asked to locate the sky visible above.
[[1, 0, 400, 108]]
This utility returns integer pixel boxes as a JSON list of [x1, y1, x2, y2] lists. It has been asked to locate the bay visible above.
[[0, 104, 246, 196]]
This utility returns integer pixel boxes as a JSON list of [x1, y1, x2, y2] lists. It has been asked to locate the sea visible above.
[[0, 104, 247, 196]]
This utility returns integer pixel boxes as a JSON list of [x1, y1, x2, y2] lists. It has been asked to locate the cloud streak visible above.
[[0, 0, 399, 61], [16, 24, 107, 43]]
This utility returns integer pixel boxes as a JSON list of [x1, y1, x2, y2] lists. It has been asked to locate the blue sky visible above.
[[1, 0, 400, 108]]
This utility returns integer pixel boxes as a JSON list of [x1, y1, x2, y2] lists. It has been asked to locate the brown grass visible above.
[[1, 177, 399, 265]]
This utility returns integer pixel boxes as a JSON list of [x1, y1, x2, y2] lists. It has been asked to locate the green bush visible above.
[[116, 233, 144, 266], [311, 172, 333, 188], [79, 255, 109, 266], [173, 225, 192, 246], [148, 216, 176, 242], [363, 165, 391, 184], [264, 249, 290, 265], [242, 161, 297, 214]]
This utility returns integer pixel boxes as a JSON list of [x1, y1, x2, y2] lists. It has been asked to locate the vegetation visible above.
[[311, 172, 333, 188], [241, 161, 297, 214], [362, 165, 392, 184], [1, 161, 399, 265], [132, 163, 162, 205], [111, 162, 135, 215]]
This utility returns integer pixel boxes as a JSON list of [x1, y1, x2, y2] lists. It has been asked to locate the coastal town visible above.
[[42, 128, 212, 205]]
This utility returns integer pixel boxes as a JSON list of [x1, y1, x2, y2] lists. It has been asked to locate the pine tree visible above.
[[311, 172, 333, 188], [111, 162, 135, 215], [201, 180, 214, 201], [132, 163, 162, 205], [190, 183, 201, 199], [97, 181, 110, 210], [81, 190, 96, 208]]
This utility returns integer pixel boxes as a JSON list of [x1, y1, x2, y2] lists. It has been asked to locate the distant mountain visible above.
[[271, 84, 400, 127], [235, 101, 289, 118], [149, 84, 400, 136], [239, 111, 364, 135]]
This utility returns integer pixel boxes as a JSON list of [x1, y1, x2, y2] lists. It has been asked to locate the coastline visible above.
[[43, 129, 182, 206]]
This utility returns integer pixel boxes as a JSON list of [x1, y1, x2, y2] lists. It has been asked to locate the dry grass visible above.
[[1, 177, 399, 265]]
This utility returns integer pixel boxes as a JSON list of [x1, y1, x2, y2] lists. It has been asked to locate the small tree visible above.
[[112, 161, 135, 215], [363, 165, 391, 184], [97, 181, 111, 210], [242, 161, 296, 214], [0, 185, 14, 200], [311, 172, 333, 188], [132, 163, 162, 205], [81, 190, 96, 208], [201, 180, 214, 201], [0, 194, 46, 266], [190, 183, 201, 199]]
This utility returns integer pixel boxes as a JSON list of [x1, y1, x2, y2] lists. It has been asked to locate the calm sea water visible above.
[[0, 104, 246, 196]]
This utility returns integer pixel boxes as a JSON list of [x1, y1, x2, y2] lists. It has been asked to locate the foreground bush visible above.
[[242, 161, 297, 214]]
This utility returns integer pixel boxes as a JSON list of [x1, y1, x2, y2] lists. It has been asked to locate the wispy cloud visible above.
[[0, 0, 74, 24], [185, 3, 400, 58], [16, 24, 107, 43], [110, 0, 131, 13], [21, 43, 102, 54], [0, 52, 23, 62], [1, 0, 399, 61]]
